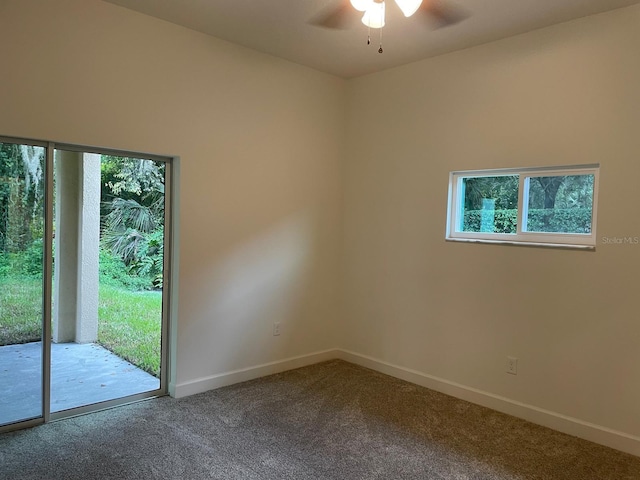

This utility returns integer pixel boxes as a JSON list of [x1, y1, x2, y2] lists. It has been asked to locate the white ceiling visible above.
[[102, 0, 640, 78]]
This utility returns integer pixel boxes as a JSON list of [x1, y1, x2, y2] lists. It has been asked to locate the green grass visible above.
[[0, 277, 162, 378], [98, 284, 162, 378], [0, 277, 43, 345]]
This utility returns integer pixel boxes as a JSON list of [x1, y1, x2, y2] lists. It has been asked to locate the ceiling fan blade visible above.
[[418, 0, 468, 28], [309, 1, 356, 29]]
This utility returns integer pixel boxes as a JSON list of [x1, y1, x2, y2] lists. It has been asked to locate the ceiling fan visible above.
[[310, 0, 467, 52], [311, 0, 466, 29]]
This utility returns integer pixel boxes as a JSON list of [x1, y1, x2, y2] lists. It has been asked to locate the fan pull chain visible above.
[[378, 26, 383, 53], [367, 24, 371, 45]]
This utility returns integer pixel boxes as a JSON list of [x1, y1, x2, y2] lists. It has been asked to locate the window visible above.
[[446, 165, 599, 248]]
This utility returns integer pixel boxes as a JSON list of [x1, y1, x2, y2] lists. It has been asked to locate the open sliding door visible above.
[[49, 149, 166, 416], [0, 138, 172, 430]]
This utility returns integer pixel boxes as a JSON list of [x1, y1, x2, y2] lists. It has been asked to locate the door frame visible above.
[[0, 135, 177, 431]]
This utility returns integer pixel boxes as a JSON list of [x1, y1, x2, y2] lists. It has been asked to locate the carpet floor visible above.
[[1, 359, 639, 479]]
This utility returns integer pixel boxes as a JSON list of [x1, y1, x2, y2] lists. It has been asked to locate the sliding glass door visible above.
[[0, 140, 46, 427], [50, 150, 164, 414], [0, 137, 172, 430]]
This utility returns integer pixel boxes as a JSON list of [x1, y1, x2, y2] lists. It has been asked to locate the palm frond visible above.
[[104, 198, 156, 234]]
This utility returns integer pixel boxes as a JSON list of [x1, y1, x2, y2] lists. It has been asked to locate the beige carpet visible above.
[[1, 359, 639, 479]]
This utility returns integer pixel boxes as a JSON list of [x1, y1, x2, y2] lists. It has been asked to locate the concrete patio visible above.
[[0, 341, 159, 426]]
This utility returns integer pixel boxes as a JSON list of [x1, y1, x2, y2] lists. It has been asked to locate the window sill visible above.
[[445, 237, 595, 251]]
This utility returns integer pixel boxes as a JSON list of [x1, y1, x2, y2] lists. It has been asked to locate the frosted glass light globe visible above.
[[361, 1, 385, 28], [350, 0, 374, 12]]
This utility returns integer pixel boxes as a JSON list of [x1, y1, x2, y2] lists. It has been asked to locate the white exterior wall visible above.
[[76, 153, 100, 343], [52, 151, 100, 344]]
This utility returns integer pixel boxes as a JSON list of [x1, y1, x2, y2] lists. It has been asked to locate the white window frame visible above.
[[446, 164, 599, 249]]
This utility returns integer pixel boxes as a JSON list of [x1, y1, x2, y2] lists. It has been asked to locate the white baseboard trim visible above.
[[335, 349, 640, 457], [173, 349, 339, 398], [172, 347, 640, 457]]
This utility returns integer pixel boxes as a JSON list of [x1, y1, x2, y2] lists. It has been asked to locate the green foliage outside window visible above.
[[461, 173, 594, 235], [463, 208, 593, 234], [100, 156, 165, 290]]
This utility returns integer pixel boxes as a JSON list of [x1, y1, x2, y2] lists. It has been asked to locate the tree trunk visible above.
[[536, 177, 564, 209]]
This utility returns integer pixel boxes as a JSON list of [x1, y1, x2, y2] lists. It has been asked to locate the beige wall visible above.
[[0, 0, 345, 390], [343, 4, 640, 440]]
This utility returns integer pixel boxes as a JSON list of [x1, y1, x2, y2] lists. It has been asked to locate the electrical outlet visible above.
[[507, 356, 518, 375], [273, 322, 281, 336]]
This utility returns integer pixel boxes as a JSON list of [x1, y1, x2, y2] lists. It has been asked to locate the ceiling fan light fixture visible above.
[[394, 0, 422, 17], [350, 0, 374, 12], [361, 1, 385, 29]]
